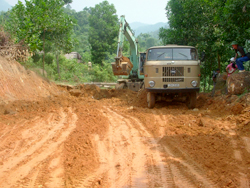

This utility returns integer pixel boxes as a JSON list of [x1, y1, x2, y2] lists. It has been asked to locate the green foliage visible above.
[[5, 0, 76, 78], [55, 58, 117, 83], [24, 54, 117, 83], [89, 60, 117, 82], [63, 0, 72, 4], [222, 0, 250, 44], [5, 0, 75, 52], [159, 0, 250, 92], [44, 53, 54, 65], [63, 7, 92, 63], [137, 33, 161, 52], [88, 1, 119, 64], [0, 11, 9, 27]]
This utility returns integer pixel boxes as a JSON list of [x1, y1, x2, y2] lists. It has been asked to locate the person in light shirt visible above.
[[88, 61, 92, 71]]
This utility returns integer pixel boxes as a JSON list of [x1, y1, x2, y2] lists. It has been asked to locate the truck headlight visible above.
[[149, 81, 155, 87], [191, 80, 198, 87]]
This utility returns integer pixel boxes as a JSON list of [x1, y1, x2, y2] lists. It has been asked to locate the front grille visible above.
[[162, 67, 184, 76], [162, 67, 184, 82], [163, 78, 184, 82]]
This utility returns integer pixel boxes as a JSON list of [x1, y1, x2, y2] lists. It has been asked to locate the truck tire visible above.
[[186, 92, 197, 109], [115, 83, 125, 90], [147, 92, 155, 108]]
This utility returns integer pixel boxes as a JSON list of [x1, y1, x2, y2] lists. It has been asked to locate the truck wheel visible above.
[[147, 92, 155, 108], [186, 92, 197, 109], [115, 83, 125, 90]]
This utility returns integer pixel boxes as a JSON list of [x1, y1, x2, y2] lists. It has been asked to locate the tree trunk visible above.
[[208, 76, 211, 91], [217, 53, 221, 70], [203, 61, 206, 92], [42, 29, 45, 76], [209, 59, 213, 91], [56, 52, 61, 80]]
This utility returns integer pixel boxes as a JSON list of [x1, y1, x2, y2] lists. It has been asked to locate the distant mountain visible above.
[[129, 22, 149, 30], [129, 22, 169, 37], [0, 0, 12, 12]]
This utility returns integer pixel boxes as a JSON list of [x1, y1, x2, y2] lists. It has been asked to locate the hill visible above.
[[0, 0, 12, 12], [130, 22, 169, 36]]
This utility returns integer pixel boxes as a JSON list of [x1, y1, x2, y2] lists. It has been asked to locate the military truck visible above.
[[144, 45, 201, 109]]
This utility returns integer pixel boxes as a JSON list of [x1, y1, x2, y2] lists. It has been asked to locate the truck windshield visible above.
[[147, 48, 198, 61]]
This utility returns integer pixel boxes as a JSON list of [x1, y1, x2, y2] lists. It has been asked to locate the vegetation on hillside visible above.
[[1, 0, 249, 91], [0, 0, 162, 84], [159, 0, 250, 92]]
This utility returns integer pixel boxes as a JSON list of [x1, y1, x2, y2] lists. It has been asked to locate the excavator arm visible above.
[[112, 15, 138, 76]]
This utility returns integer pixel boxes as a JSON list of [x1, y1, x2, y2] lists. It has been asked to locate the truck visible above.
[[112, 16, 201, 109], [144, 45, 201, 109]]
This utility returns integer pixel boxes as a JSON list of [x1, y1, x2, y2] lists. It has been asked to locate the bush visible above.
[[90, 61, 117, 82], [21, 53, 118, 84], [44, 53, 54, 65]]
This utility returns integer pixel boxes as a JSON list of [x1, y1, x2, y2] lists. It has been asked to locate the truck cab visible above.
[[144, 45, 201, 109]]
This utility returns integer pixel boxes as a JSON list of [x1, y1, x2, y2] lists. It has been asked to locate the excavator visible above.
[[111, 15, 145, 91]]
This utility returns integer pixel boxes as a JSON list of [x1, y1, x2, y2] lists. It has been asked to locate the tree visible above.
[[64, 7, 91, 62], [221, 0, 250, 44], [137, 33, 160, 52], [63, 0, 72, 4], [88, 1, 119, 65], [6, 0, 75, 75], [0, 11, 10, 27]]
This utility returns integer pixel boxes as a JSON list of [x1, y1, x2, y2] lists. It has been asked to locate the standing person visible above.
[[226, 57, 238, 77], [231, 41, 250, 72], [88, 61, 92, 71], [211, 68, 220, 97]]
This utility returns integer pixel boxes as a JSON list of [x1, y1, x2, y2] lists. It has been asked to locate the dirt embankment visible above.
[[0, 56, 250, 188], [0, 56, 58, 105]]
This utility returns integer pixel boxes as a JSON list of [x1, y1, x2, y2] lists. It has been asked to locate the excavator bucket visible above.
[[111, 56, 133, 75]]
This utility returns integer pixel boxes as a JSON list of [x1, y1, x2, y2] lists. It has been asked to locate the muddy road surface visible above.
[[1, 55, 250, 188], [0, 83, 250, 188]]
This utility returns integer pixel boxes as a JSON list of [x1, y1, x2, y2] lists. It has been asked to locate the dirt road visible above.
[[0, 84, 250, 188], [1, 57, 250, 187]]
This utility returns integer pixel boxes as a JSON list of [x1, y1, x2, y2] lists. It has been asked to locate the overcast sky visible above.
[[6, 0, 169, 24]]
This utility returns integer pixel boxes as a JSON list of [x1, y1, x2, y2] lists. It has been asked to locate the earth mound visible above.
[[0, 56, 59, 104]]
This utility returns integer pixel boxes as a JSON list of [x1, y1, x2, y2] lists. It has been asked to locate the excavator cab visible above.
[[139, 52, 146, 75]]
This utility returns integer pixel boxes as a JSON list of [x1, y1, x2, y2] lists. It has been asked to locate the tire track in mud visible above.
[[152, 110, 168, 139], [163, 144, 215, 188], [126, 115, 174, 188], [0, 107, 77, 188], [150, 109, 217, 188], [223, 123, 250, 188], [77, 107, 174, 188], [81, 107, 217, 187], [238, 136, 250, 187]]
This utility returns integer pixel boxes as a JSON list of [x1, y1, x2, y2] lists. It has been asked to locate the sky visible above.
[[6, 0, 169, 24]]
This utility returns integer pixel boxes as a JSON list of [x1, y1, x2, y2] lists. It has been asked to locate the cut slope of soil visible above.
[[0, 56, 59, 104]]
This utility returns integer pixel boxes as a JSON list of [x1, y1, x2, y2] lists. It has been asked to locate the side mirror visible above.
[[200, 51, 205, 62]]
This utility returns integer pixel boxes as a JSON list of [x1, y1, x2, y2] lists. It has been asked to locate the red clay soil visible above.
[[0, 55, 250, 188]]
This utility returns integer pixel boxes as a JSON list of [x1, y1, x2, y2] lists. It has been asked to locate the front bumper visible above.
[[145, 87, 200, 93]]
